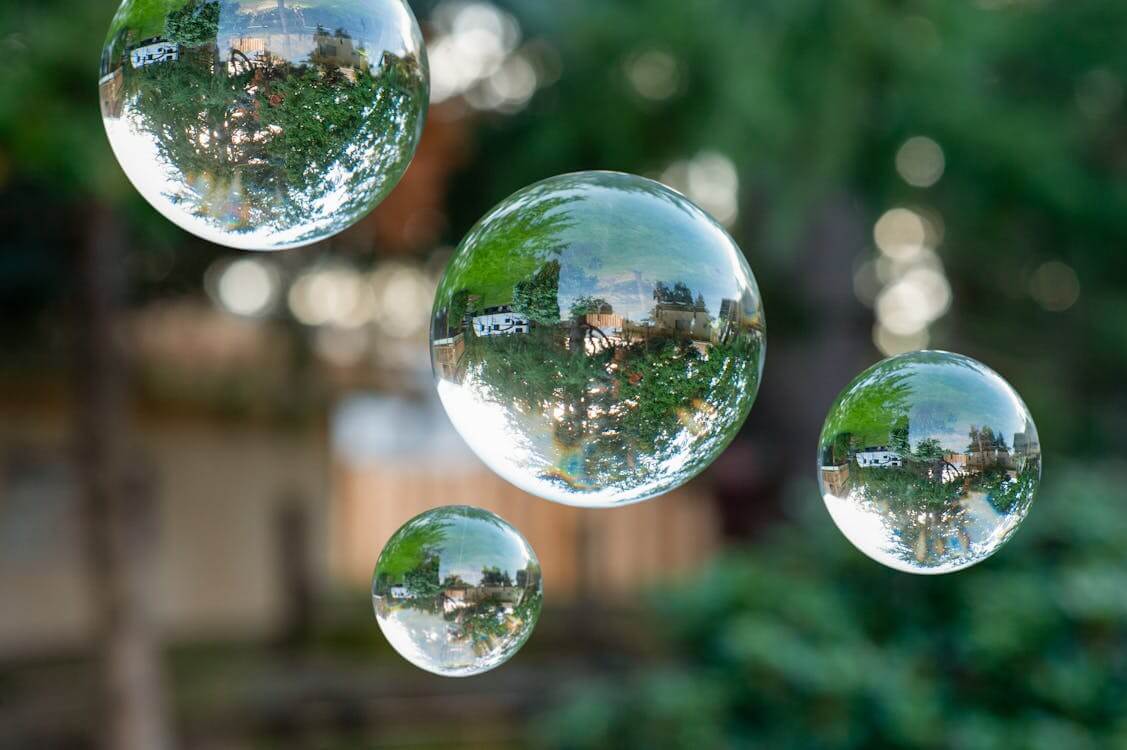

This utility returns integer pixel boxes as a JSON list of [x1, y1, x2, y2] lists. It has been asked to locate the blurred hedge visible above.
[[537, 463, 1127, 749]]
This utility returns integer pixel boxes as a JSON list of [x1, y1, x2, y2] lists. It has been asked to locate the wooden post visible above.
[[277, 492, 314, 649], [73, 204, 173, 750]]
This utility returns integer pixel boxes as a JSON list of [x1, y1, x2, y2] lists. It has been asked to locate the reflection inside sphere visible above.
[[372, 506, 542, 677], [818, 350, 1041, 574], [430, 172, 766, 507], [99, 0, 428, 250]]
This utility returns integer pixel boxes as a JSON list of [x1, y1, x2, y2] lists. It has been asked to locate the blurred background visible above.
[[2, 0, 1126, 747]]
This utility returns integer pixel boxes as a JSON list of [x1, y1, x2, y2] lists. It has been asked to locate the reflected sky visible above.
[[372, 506, 541, 677], [100, 0, 427, 250], [430, 172, 766, 507], [818, 350, 1041, 574]]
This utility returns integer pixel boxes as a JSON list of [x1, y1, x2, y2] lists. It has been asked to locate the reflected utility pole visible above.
[[73, 205, 172, 750]]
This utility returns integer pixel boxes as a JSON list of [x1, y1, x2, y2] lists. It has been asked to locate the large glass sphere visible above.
[[818, 350, 1041, 574], [372, 506, 542, 677], [430, 172, 766, 507], [99, 0, 428, 251]]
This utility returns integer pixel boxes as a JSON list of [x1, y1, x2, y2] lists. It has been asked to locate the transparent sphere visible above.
[[372, 506, 542, 677], [818, 350, 1041, 574], [430, 172, 766, 507], [99, 0, 428, 251]]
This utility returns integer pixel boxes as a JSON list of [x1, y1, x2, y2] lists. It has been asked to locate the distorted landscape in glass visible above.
[[372, 506, 542, 677], [818, 350, 1041, 573], [99, 0, 428, 250], [430, 172, 766, 507]]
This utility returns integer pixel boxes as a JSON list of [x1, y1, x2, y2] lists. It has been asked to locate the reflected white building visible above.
[[130, 39, 180, 68], [472, 306, 529, 337], [855, 446, 903, 468]]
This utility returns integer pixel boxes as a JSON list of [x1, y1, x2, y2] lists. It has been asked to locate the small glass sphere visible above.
[[372, 506, 542, 677], [430, 172, 766, 507], [818, 350, 1041, 574], [99, 0, 428, 251]]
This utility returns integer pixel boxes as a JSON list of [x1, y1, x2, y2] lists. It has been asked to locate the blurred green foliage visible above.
[[537, 463, 1127, 750], [0, 0, 1125, 742]]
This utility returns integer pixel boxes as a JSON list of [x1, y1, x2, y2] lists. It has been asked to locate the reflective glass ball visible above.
[[372, 506, 542, 677], [818, 350, 1041, 574], [430, 171, 766, 507], [99, 0, 428, 250]]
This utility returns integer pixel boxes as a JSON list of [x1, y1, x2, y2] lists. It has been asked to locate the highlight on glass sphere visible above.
[[98, 0, 428, 251], [372, 506, 543, 677], [817, 350, 1041, 574], [429, 171, 766, 507]]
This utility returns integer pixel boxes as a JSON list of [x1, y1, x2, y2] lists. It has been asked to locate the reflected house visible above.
[[129, 38, 180, 68], [472, 306, 530, 337], [855, 446, 903, 468], [821, 464, 850, 496], [98, 67, 124, 119], [1013, 427, 1040, 456], [389, 585, 412, 599], [432, 333, 465, 380], [967, 444, 1011, 473], [515, 566, 541, 590], [716, 296, 764, 343], [439, 582, 525, 610], [310, 26, 370, 73], [718, 298, 740, 324], [473, 585, 523, 605], [653, 295, 712, 341]]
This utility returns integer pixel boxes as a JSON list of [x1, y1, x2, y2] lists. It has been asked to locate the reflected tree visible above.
[[512, 260, 562, 325], [165, 0, 220, 47]]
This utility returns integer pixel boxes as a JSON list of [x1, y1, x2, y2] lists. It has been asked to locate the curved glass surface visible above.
[[430, 171, 766, 507], [99, 0, 428, 250], [372, 506, 542, 677], [818, 350, 1041, 574]]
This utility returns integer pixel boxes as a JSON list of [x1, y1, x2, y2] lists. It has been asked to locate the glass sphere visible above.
[[99, 0, 428, 251], [372, 506, 542, 677], [818, 350, 1041, 574], [430, 171, 766, 507]]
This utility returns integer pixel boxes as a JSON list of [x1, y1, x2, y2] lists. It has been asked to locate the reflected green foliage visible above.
[[99, 0, 427, 250], [513, 260, 562, 325], [164, 0, 219, 46], [818, 351, 1041, 573], [431, 172, 765, 507], [435, 182, 581, 309], [569, 296, 613, 318], [372, 506, 542, 677], [539, 462, 1127, 750]]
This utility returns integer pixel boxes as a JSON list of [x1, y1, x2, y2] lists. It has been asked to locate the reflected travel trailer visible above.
[[129, 38, 180, 68], [472, 306, 531, 337], [854, 446, 903, 468]]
